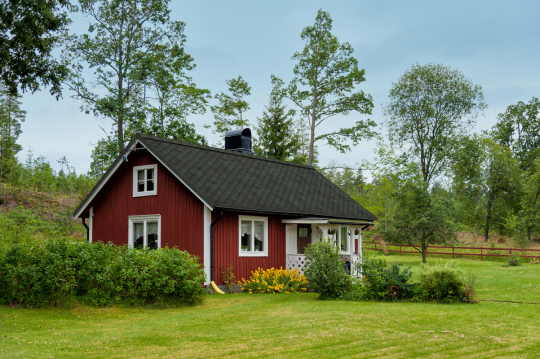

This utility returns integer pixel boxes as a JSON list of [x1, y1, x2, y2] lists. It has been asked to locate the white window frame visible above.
[[238, 215, 268, 257], [128, 214, 161, 249], [133, 164, 158, 197]]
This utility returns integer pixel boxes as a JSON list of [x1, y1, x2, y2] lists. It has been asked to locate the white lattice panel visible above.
[[286, 254, 307, 275]]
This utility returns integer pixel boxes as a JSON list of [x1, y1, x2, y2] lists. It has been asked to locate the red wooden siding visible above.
[[212, 211, 286, 285], [89, 149, 204, 258]]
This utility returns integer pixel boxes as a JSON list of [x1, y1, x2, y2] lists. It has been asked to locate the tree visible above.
[[0, 0, 70, 97], [379, 180, 458, 263], [491, 97, 540, 171], [516, 158, 540, 243], [0, 86, 26, 182], [452, 135, 521, 242], [253, 76, 300, 160], [141, 40, 210, 142], [385, 63, 487, 185], [285, 9, 376, 166], [208, 76, 251, 137], [64, 0, 191, 153]]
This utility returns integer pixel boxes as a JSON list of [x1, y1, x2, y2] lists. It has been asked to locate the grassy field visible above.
[[1, 256, 539, 358]]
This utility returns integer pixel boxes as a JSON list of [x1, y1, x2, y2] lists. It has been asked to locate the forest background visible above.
[[0, 0, 539, 250]]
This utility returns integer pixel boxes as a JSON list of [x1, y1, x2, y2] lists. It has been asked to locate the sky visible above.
[[18, 0, 540, 175]]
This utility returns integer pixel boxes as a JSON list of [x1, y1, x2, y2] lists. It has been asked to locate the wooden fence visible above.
[[363, 241, 540, 260]]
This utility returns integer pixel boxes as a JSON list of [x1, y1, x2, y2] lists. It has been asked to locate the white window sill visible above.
[[239, 251, 269, 257], [133, 191, 157, 198]]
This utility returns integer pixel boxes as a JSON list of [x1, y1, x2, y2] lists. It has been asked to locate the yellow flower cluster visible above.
[[239, 267, 308, 294]]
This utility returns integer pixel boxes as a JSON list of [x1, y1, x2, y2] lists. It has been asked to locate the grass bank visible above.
[[1, 256, 539, 358]]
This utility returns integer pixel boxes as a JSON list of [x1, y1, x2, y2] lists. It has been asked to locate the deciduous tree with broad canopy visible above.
[[384, 63, 487, 185]]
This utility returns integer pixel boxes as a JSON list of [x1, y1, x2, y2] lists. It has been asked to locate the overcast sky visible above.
[[18, 0, 540, 175]]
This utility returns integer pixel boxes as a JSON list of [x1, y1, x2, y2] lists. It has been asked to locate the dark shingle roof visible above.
[[139, 134, 376, 221], [74, 133, 377, 222]]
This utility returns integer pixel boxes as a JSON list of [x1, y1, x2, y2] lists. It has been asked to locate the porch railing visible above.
[[286, 253, 361, 276]]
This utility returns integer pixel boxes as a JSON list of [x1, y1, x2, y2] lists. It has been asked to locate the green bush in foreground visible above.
[[0, 240, 206, 307], [355, 257, 418, 301], [419, 261, 478, 303], [304, 241, 349, 300], [346, 257, 478, 303]]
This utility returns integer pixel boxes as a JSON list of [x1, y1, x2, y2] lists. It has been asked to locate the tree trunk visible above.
[[484, 200, 492, 242], [421, 243, 427, 263]]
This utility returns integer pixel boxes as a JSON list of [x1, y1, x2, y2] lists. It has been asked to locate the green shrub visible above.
[[505, 253, 522, 267], [0, 239, 206, 307], [304, 241, 349, 300], [419, 261, 468, 302], [355, 257, 418, 301]]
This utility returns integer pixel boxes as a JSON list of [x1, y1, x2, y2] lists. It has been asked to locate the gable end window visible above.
[[133, 164, 157, 197], [239, 215, 268, 257], [128, 215, 161, 249]]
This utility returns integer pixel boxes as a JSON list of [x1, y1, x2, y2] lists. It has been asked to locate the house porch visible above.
[[282, 218, 372, 277]]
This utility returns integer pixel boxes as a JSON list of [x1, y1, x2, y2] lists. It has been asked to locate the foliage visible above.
[[0, 240, 206, 307], [285, 9, 376, 166], [452, 135, 522, 241], [0, 86, 26, 182], [207, 76, 251, 137], [378, 180, 458, 263], [239, 267, 307, 294], [0, 0, 70, 97], [220, 263, 237, 294], [304, 241, 349, 299], [63, 0, 199, 153], [504, 253, 522, 267], [253, 76, 301, 160], [419, 261, 470, 302], [491, 97, 540, 171], [385, 63, 486, 184], [355, 257, 418, 301]]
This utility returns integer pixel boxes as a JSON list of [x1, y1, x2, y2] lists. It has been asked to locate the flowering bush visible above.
[[239, 267, 307, 294]]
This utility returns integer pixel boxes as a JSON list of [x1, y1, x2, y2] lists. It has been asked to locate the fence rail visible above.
[[363, 241, 540, 260]]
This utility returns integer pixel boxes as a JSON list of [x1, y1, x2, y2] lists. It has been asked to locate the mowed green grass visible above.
[[1, 256, 539, 358]]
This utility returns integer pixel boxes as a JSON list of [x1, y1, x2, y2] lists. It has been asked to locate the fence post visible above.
[[481, 246, 483, 261]]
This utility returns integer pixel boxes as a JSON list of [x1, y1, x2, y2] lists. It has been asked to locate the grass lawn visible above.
[[1, 256, 539, 358]]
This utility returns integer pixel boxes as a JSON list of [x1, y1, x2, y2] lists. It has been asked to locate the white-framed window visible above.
[[133, 164, 157, 197], [336, 226, 349, 253], [239, 215, 268, 257], [128, 215, 161, 249]]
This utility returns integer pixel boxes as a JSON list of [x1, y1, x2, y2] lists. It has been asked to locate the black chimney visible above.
[[225, 128, 253, 154]]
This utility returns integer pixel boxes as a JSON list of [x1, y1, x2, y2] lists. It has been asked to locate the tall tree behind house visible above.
[[64, 0, 201, 153], [253, 76, 300, 161], [284, 9, 376, 166], [0, 86, 26, 183]]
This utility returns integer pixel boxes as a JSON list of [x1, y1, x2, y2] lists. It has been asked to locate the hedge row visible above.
[[0, 240, 206, 307]]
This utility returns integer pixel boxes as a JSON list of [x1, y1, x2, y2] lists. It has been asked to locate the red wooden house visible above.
[[74, 130, 377, 285]]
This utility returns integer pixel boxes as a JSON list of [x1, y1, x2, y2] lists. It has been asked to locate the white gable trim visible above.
[[73, 141, 137, 219], [74, 139, 213, 219], [142, 141, 213, 210]]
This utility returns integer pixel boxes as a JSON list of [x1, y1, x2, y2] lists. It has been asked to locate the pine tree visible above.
[[253, 77, 300, 161], [0, 86, 26, 183]]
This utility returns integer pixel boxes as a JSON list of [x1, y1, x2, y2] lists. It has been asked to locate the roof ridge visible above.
[[138, 133, 317, 171]]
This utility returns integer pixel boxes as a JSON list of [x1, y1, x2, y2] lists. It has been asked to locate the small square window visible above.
[[133, 164, 157, 197]]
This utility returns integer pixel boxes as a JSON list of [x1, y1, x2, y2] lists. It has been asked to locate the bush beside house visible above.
[[0, 240, 206, 307]]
